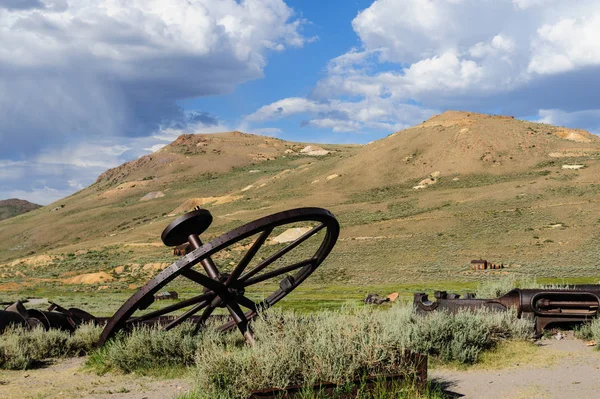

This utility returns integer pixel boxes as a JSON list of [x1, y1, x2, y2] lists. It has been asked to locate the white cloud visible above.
[[536, 109, 600, 134], [529, 15, 600, 75], [0, 0, 309, 202], [246, 98, 319, 122], [246, 96, 436, 133], [246, 0, 600, 136], [0, 0, 308, 160]]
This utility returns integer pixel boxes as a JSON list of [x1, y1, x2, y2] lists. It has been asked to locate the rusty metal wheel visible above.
[[98, 207, 339, 346]]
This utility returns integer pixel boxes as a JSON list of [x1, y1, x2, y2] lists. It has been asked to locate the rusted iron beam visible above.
[[414, 286, 600, 335]]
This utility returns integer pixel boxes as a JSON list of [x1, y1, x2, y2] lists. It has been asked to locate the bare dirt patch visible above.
[[63, 272, 114, 285], [0, 282, 23, 291], [2, 255, 61, 269], [0, 357, 192, 399], [432, 336, 600, 399]]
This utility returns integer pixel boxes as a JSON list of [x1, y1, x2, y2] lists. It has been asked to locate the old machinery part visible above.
[[414, 286, 600, 335], [98, 207, 339, 346]]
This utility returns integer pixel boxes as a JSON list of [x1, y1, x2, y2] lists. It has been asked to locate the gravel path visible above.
[[431, 337, 600, 399], [0, 357, 192, 399]]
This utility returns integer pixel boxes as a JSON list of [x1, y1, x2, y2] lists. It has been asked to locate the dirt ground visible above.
[[431, 335, 600, 399], [0, 357, 192, 399]]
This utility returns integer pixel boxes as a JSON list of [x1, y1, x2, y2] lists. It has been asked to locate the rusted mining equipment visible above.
[[0, 300, 98, 333], [0, 207, 339, 347], [414, 286, 600, 335], [98, 207, 339, 346]]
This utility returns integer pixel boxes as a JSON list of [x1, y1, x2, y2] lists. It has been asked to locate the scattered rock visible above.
[[561, 164, 585, 170], [555, 332, 564, 341], [139, 191, 165, 201], [553, 128, 594, 143], [326, 174, 340, 181], [364, 294, 390, 305], [241, 185, 254, 192], [414, 172, 440, 190], [155, 291, 179, 300], [311, 180, 320, 184], [114, 265, 126, 274], [300, 145, 330, 156], [248, 169, 261, 173]]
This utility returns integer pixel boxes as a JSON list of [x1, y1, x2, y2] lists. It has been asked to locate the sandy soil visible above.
[[431, 337, 600, 399], [0, 358, 192, 399]]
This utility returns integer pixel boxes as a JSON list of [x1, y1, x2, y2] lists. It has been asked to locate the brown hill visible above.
[[2, 112, 600, 293], [312, 111, 600, 192], [0, 198, 41, 221], [96, 131, 302, 186]]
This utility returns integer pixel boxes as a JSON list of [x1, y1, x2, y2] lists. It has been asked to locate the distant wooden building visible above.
[[470, 259, 488, 270], [470, 259, 504, 270]]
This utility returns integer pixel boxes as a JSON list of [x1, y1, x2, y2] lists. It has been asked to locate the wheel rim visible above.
[[98, 207, 339, 346]]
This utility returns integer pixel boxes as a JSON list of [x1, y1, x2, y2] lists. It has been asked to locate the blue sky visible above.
[[1, 0, 600, 204]]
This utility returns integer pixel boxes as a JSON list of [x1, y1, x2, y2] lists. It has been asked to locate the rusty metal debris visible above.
[[0, 207, 339, 347], [414, 286, 600, 335], [0, 300, 100, 333], [97, 206, 339, 346], [155, 291, 179, 301]]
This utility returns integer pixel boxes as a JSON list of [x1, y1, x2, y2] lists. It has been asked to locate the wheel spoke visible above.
[[162, 299, 211, 331], [226, 301, 255, 345], [242, 258, 314, 287], [193, 303, 216, 334], [239, 223, 325, 283], [181, 268, 226, 293], [236, 295, 259, 312], [225, 228, 273, 286], [129, 292, 216, 323]]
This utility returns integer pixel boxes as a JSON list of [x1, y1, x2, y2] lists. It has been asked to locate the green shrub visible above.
[[90, 322, 200, 374], [0, 323, 101, 369], [190, 305, 532, 398], [574, 318, 600, 343]]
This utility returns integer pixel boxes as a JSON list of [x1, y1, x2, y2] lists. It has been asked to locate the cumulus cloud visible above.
[[246, 0, 600, 136], [0, 0, 307, 159], [247, 97, 436, 133], [0, 0, 308, 202], [536, 109, 600, 134]]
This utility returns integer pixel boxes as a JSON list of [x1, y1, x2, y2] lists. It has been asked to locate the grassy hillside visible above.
[[0, 199, 41, 222], [2, 112, 600, 310]]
